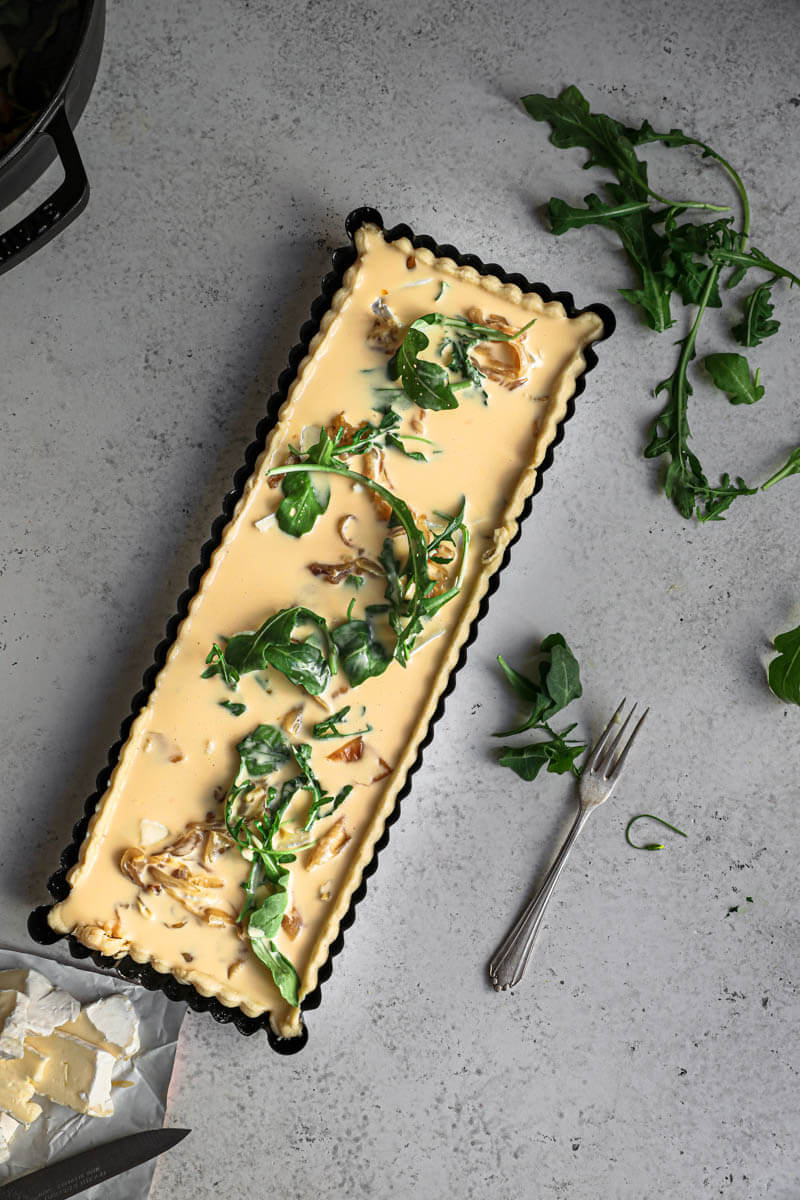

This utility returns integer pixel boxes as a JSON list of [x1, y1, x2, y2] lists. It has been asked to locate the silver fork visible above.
[[488, 699, 648, 992]]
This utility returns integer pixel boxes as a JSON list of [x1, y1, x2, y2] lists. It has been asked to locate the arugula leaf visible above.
[[761, 447, 800, 491], [493, 633, 586, 780], [290, 742, 353, 830], [219, 700, 247, 717], [205, 606, 335, 695], [703, 354, 764, 405], [523, 85, 800, 521], [268, 456, 469, 666], [202, 642, 239, 688], [644, 267, 757, 520], [312, 705, 372, 739], [767, 621, 800, 705], [388, 312, 535, 409], [388, 317, 463, 409], [732, 279, 780, 347], [331, 616, 392, 685], [222, 722, 356, 1003], [522, 86, 650, 201]]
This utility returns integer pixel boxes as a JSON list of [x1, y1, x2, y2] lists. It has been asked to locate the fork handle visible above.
[[488, 807, 592, 991]]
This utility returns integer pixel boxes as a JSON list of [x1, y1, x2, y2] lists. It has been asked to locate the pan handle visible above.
[[0, 103, 89, 277]]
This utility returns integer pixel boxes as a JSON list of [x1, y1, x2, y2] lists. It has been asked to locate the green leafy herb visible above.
[[703, 354, 764, 405], [494, 633, 583, 736], [267, 450, 469, 666], [733, 279, 780, 347], [624, 813, 688, 851], [312, 705, 372, 739], [223, 723, 353, 1004], [203, 606, 335, 695], [766, 620, 800, 705], [388, 313, 535, 409], [219, 700, 247, 717], [202, 642, 239, 689], [761, 447, 800, 491], [523, 84, 800, 519], [331, 616, 393, 685], [493, 634, 587, 782]]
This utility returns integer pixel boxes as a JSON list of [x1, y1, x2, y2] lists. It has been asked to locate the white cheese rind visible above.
[[0, 991, 30, 1060], [0, 1112, 19, 1163], [82, 996, 140, 1058]]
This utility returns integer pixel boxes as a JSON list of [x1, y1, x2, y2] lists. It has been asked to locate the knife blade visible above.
[[1, 1127, 190, 1199]]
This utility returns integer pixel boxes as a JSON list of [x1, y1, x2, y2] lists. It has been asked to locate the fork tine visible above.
[[605, 707, 649, 780], [598, 703, 637, 776], [586, 698, 626, 772]]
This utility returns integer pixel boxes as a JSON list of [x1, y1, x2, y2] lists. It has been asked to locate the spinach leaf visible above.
[[237, 723, 292, 777], [703, 354, 764, 405], [493, 634, 587, 781], [312, 706, 372, 739], [205, 606, 334, 695], [331, 617, 392, 685], [498, 730, 585, 781], [767, 622, 800, 705], [277, 469, 331, 537], [219, 700, 247, 717], [494, 633, 582, 736], [290, 742, 353, 830]]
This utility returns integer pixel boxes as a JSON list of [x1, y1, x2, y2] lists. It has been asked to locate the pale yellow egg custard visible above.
[[47, 223, 606, 1037]]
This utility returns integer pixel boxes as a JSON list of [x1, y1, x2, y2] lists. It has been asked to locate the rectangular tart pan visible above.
[[28, 207, 615, 1054]]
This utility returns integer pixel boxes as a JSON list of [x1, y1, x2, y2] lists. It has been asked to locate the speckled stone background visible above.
[[3, 0, 799, 1196]]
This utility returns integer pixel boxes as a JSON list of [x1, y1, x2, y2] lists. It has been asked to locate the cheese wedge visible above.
[[0, 984, 79, 1060], [57, 995, 140, 1060], [0, 1047, 47, 1125], [25, 1032, 115, 1118]]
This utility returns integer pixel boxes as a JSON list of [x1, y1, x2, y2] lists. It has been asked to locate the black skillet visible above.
[[0, 0, 105, 276]]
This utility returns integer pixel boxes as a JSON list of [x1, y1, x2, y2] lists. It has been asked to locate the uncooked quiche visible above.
[[46, 220, 608, 1037]]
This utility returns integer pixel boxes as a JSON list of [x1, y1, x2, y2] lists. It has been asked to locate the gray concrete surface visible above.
[[2, 0, 799, 1196]]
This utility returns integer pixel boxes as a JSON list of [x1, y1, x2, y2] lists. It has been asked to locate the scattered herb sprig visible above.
[[493, 633, 587, 781], [522, 84, 800, 522]]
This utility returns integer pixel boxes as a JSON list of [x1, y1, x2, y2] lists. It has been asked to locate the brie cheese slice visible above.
[[25, 1032, 115, 1118]]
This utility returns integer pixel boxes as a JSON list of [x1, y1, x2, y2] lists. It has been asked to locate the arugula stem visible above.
[[268, 462, 467, 657], [710, 248, 800, 287]]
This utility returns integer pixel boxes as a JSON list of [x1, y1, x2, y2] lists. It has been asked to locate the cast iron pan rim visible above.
[[28, 207, 615, 1054], [0, 0, 97, 170]]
